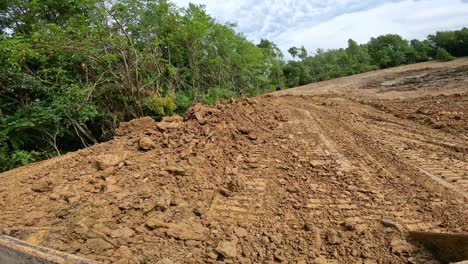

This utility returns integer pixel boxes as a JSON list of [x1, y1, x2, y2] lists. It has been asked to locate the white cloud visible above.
[[277, 0, 468, 54], [171, 0, 468, 56]]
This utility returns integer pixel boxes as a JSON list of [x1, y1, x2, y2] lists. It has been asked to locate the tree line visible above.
[[0, 0, 466, 171], [282, 29, 467, 87]]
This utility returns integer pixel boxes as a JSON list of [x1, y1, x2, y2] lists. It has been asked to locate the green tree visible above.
[[0, 0, 98, 34], [345, 39, 375, 74], [288, 47, 299, 59], [257, 39, 284, 85], [282, 61, 311, 87], [298, 46, 308, 60], [428, 27, 468, 57], [367, 34, 410, 68], [406, 39, 433, 63], [257, 39, 283, 60], [434, 47, 454, 61]]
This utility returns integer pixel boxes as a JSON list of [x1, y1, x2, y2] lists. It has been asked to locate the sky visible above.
[[171, 0, 468, 56]]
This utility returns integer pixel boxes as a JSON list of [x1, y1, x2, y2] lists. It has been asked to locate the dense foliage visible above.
[[0, 0, 466, 171]]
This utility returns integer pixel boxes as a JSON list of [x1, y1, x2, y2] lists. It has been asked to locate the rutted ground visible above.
[[0, 59, 467, 263]]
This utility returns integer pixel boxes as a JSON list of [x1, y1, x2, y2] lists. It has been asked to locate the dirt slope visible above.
[[1, 60, 467, 264], [275, 58, 468, 99]]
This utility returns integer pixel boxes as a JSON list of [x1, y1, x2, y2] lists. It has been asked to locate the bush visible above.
[[195, 87, 237, 105], [244, 85, 274, 97], [0, 145, 40, 171], [434, 48, 455, 61], [143, 93, 177, 119], [175, 91, 194, 115]]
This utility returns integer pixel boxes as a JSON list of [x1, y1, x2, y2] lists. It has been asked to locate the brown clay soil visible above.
[[1, 59, 468, 264]]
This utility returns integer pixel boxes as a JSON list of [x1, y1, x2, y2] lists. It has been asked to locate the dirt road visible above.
[[0, 59, 467, 263]]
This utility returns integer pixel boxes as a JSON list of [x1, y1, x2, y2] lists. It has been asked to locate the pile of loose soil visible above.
[[1, 98, 288, 263], [1, 94, 467, 264]]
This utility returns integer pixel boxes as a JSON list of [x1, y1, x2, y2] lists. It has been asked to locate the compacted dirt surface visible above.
[[1, 59, 467, 264]]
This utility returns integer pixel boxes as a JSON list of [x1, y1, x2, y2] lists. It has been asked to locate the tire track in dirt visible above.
[[206, 134, 275, 224], [291, 107, 352, 173], [361, 121, 468, 199], [273, 100, 454, 263], [278, 97, 467, 234], [208, 174, 268, 222]]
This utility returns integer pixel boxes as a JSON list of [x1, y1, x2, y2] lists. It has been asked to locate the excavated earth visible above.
[[1, 59, 468, 264]]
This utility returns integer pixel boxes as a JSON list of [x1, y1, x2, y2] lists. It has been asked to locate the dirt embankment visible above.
[[1, 59, 468, 264]]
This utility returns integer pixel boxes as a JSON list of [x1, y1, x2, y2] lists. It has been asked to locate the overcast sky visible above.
[[171, 0, 468, 56]]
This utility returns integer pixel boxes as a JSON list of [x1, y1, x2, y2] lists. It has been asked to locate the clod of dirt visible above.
[[162, 115, 183, 123], [145, 218, 165, 230], [156, 222, 209, 241], [156, 116, 183, 131], [215, 241, 238, 259], [390, 239, 416, 256], [247, 132, 258, 140], [234, 227, 248, 238], [341, 218, 358, 231], [237, 126, 252, 134], [303, 223, 314, 231], [95, 154, 121, 170], [156, 258, 174, 264], [113, 245, 137, 264], [110, 227, 135, 239], [194, 112, 207, 125], [312, 257, 327, 264], [227, 174, 246, 192], [138, 136, 156, 151], [218, 187, 233, 197], [245, 98, 257, 105], [31, 180, 53, 193], [115, 116, 157, 136], [186, 103, 220, 125], [326, 230, 341, 245], [164, 166, 186, 176], [381, 218, 403, 230], [84, 238, 114, 252], [55, 208, 70, 219]]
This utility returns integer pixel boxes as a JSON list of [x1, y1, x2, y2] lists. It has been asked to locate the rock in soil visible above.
[[31, 180, 53, 193], [138, 136, 156, 150], [95, 154, 121, 170], [216, 241, 238, 259]]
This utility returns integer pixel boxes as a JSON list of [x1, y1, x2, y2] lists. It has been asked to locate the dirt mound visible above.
[[1, 60, 468, 264], [1, 95, 467, 263], [0, 98, 291, 263]]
